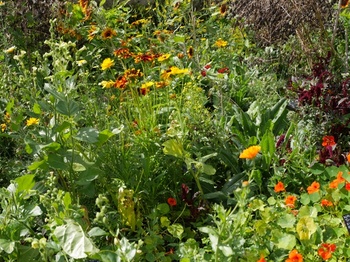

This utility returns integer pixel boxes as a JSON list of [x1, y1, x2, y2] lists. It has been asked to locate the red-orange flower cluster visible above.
[[321, 199, 333, 207], [318, 243, 336, 260], [285, 195, 297, 208], [329, 171, 345, 189], [322, 136, 336, 147], [167, 197, 177, 207]]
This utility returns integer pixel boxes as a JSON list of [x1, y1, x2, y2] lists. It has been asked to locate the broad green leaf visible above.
[[261, 130, 275, 158], [198, 153, 217, 163], [160, 216, 171, 228], [28, 159, 47, 171], [27, 205, 42, 216], [88, 227, 108, 237], [97, 129, 115, 146], [42, 142, 61, 151], [219, 245, 233, 257], [0, 239, 15, 254], [56, 99, 80, 116], [201, 163, 216, 175], [156, 203, 170, 215], [299, 206, 318, 218], [296, 216, 317, 240], [173, 35, 185, 43], [75, 127, 99, 144], [54, 221, 99, 259], [277, 213, 296, 228], [33, 103, 41, 114], [168, 223, 184, 239], [47, 154, 66, 169], [15, 174, 35, 192], [163, 139, 186, 159], [72, 162, 86, 172], [63, 192, 71, 209], [276, 234, 296, 250]]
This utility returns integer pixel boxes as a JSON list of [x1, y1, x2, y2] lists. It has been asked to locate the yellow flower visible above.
[[26, 118, 39, 127], [214, 38, 228, 48], [101, 58, 114, 70], [239, 145, 261, 159], [76, 60, 87, 66], [88, 25, 98, 41], [1, 123, 6, 132], [0, 1, 5, 7], [101, 28, 117, 39], [161, 66, 189, 80], [99, 80, 115, 88], [141, 82, 154, 89], [158, 54, 171, 62], [4, 46, 16, 54]]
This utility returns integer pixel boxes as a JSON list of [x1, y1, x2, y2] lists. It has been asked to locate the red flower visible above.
[[345, 182, 350, 191], [322, 136, 336, 147], [257, 255, 266, 262], [321, 199, 333, 207], [318, 243, 336, 260], [167, 197, 177, 207], [217, 67, 229, 74]]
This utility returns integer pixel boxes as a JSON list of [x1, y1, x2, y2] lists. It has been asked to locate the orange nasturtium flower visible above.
[[329, 171, 345, 189], [167, 197, 177, 207], [318, 243, 336, 261], [257, 255, 266, 262], [321, 199, 333, 207], [285, 195, 297, 208], [274, 181, 285, 193], [322, 136, 336, 147], [239, 145, 261, 159], [307, 181, 320, 194], [345, 182, 350, 191], [286, 249, 303, 262], [346, 152, 350, 163]]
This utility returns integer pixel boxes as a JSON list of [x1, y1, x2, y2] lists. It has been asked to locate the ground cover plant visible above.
[[0, 0, 350, 261]]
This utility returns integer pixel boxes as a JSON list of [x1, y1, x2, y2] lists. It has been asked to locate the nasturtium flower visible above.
[[167, 197, 177, 207], [26, 117, 39, 127], [307, 181, 320, 194], [101, 27, 117, 39], [347, 153, 350, 162], [257, 255, 266, 262], [0, 123, 6, 132], [345, 182, 350, 191], [329, 171, 345, 189], [321, 199, 333, 207], [101, 58, 114, 70], [239, 145, 261, 159], [99, 80, 115, 89], [318, 243, 336, 261], [286, 249, 303, 262], [285, 195, 297, 208], [322, 136, 336, 147], [274, 181, 285, 193], [214, 38, 228, 48]]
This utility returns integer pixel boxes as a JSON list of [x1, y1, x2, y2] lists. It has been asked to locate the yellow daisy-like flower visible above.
[[101, 58, 114, 70], [158, 54, 171, 62], [4, 46, 16, 54], [161, 66, 189, 80], [214, 38, 228, 48], [141, 81, 154, 89], [87, 25, 98, 41], [101, 28, 117, 40], [239, 145, 261, 159], [26, 117, 39, 127], [1, 123, 6, 132], [99, 80, 115, 88], [76, 60, 87, 66]]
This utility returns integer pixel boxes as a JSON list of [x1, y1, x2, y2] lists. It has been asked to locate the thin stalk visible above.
[[331, 0, 342, 49]]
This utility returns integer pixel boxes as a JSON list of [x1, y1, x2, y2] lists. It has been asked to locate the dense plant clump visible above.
[[1, 0, 350, 261]]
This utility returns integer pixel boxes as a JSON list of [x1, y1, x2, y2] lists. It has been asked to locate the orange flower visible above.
[[286, 249, 303, 262], [307, 181, 320, 194], [257, 255, 266, 262], [347, 153, 350, 162], [318, 243, 336, 261], [285, 195, 297, 208], [274, 181, 285, 193], [239, 145, 261, 159], [113, 48, 133, 59], [322, 136, 336, 147], [114, 75, 128, 89], [329, 171, 345, 189], [167, 197, 177, 207], [321, 199, 333, 207]]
